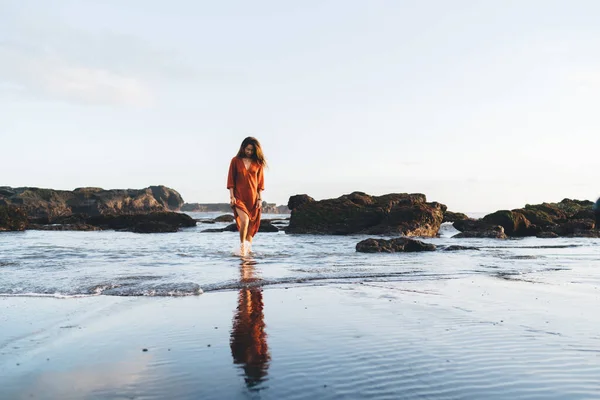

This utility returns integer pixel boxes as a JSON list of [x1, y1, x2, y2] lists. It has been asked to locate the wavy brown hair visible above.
[[236, 137, 267, 167]]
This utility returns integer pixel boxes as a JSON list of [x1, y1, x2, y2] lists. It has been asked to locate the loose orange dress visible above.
[[227, 157, 265, 238]]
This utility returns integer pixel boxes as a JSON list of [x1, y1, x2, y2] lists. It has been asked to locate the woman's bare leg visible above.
[[235, 208, 249, 244]]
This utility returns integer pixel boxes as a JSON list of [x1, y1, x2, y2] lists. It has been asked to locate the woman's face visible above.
[[244, 144, 255, 158]]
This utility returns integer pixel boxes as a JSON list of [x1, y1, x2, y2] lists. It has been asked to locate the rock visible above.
[[214, 214, 235, 222], [287, 194, 315, 211], [453, 226, 507, 239], [452, 199, 598, 238], [552, 219, 595, 236], [0, 186, 184, 222], [443, 245, 480, 251], [259, 222, 279, 232], [148, 186, 185, 211], [28, 224, 101, 231], [86, 212, 196, 233], [443, 211, 469, 223], [356, 237, 436, 253], [222, 223, 238, 232], [287, 192, 445, 236], [482, 210, 535, 236], [0, 205, 29, 231], [132, 221, 179, 233], [536, 232, 559, 238], [453, 218, 492, 232], [565, 230, 600, 238], [201, 220, 279, 233]]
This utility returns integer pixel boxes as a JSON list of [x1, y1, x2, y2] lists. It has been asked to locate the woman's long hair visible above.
[[236, 137, 267, 167]]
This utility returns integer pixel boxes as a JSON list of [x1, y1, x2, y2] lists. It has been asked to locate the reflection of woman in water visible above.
[[227, 137, 266, 256], [230, 260, 270, 388]]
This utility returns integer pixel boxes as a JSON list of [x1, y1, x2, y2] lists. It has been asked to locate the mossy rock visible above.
[[0, 205, 29, 231]]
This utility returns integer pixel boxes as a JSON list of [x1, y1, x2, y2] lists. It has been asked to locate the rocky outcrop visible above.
[[356, 237, 436, 253], [286, 192, 446, 236], [214, 214, 235, 222], [443, 211, 469, 223], [442, 245, 480, 251], [453, 226, 507, 239], [201, 220, 279, 233], [287, 195, 315, 211], [452, 199, 598, 238], [0, 186, 184, 222], [28, 224, 101, 231], [0, 205, 29, 231], [86, 212, 196, 233]]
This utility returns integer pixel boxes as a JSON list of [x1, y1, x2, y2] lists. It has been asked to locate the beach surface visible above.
[[2, 271, 599, 400]]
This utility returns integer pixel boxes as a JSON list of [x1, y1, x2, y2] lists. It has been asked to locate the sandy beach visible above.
[[2, 270, 599, 400]]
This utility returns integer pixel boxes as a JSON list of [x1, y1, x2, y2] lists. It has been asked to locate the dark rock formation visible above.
[[258, 222, 280, 232], [286, 192, 445, 237], [201, 220, 279, 233], [443, 211, 469, 223], [0, 186, 184, 222], [536, 232, 559, 238], [287, 195, 315, 211], [482, 210, 538, 236], [442, 245, 480, 251], [0, 205, 29, 231], [28, 224, 102, 231], [452, 199, 597, 238], [214, 214, 235, 222], [356, 237, 436, 253], [86, 212, 195, 233], [453, 226, 507, 239]]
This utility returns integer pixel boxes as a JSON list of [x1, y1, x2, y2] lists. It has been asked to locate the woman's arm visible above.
[[229, 188, 236, 206], [227, 158, 237, 206], [256, 166, 264, 209]]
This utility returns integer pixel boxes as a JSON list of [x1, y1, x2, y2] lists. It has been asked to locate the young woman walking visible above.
[[227, 137, 266, 256]]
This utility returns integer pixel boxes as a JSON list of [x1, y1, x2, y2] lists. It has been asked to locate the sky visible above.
[[1, 0, 599, 213]]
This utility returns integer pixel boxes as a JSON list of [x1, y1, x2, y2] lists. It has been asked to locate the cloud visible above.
[[42, 62, 153, 107], [0, 11, 197, 107], [0, 38, 154, 107]]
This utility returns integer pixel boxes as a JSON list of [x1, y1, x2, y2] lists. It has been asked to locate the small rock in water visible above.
[[142, 348, 148, 352]]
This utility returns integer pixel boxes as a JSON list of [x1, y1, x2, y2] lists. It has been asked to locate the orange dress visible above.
[[227, 157, 265, 238]]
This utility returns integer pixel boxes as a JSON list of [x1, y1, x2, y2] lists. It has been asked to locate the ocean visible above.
[[1, 212, 599, 399]]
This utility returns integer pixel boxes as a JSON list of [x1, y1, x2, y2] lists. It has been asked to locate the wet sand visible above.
[[1, 271, 599, 399]]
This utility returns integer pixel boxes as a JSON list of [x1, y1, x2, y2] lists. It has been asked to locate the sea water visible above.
[[1, 212, 599, 297]]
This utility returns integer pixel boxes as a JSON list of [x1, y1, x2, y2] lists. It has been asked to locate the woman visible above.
[[227, 137, 266, 256]]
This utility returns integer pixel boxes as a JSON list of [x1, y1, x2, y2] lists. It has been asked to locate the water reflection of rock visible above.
[[230, 259, 270, 389]]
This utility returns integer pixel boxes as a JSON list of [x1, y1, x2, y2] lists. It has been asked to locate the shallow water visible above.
[[2, 212, 600, 399], [1, 212, 599, 297]]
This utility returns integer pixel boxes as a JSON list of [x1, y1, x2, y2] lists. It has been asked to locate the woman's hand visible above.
[[256, 197, 262, 210], [230, 196, 236, 206]]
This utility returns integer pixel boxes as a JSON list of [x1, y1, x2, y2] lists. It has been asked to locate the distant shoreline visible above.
[[181, 202, 290, 214]]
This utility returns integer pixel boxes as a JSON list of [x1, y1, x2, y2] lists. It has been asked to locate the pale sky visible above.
[[1, 0, 599, 213]]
